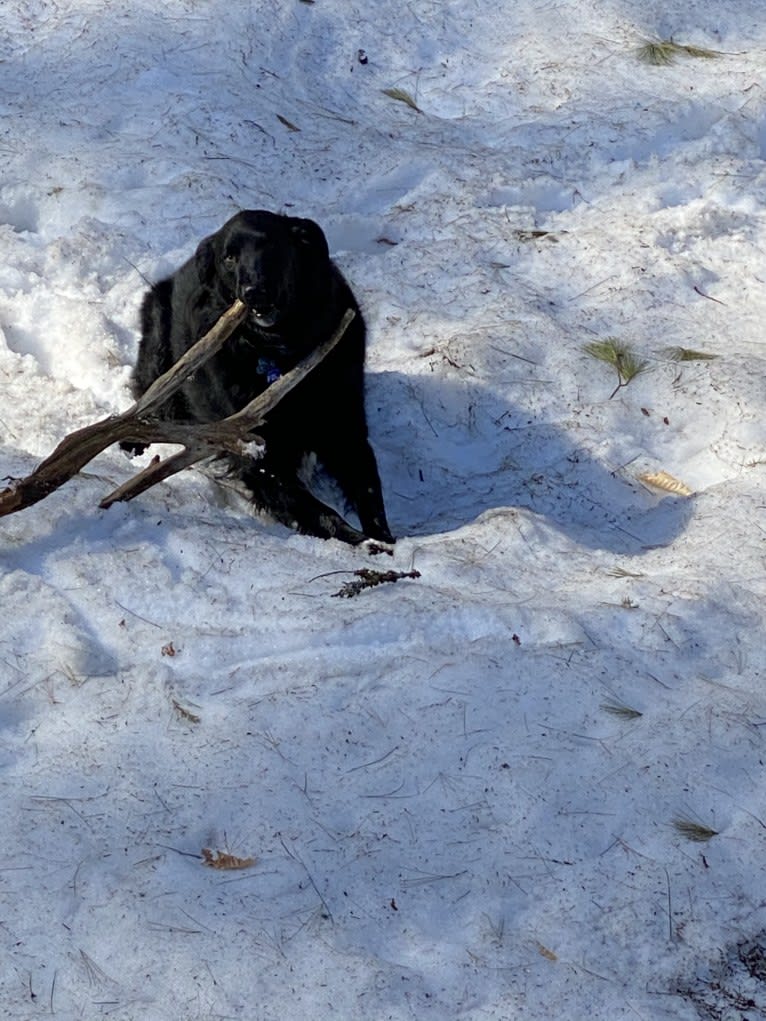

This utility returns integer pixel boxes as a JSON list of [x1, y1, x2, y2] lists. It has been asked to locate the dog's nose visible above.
[[241, 286, 270, 308]]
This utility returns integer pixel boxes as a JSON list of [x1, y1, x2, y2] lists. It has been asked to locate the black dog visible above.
[[126, 210, 393, 545]]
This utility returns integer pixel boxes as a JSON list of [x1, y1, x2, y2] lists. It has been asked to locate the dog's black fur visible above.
[[126, 210, 393, 545]]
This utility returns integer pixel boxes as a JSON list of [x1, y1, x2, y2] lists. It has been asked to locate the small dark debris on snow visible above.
[[276, 113, 300, 131], [366, 541, 395, 557], [676, 930, 766, 1019], [332, 568, 421, 598]]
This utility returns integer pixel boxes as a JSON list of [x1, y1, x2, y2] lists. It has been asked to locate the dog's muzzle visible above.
[[240, 286, 280, 328], [249, 306, 280, 328]]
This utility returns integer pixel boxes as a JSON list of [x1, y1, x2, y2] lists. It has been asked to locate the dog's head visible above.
[[195, 210, 331, 331]]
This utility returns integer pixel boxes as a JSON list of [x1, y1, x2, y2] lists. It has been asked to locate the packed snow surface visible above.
[[2, 2, 766, 1018]]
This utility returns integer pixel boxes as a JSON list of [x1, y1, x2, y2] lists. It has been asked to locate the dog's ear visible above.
[[290, 217, 330, 260], [194, 236, 217, 282]]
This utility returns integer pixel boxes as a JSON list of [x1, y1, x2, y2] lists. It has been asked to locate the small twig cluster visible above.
[[332, 568, 421, 598]]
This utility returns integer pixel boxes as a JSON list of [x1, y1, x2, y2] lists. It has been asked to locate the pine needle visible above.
[[172, 699, 200, 724], [637, 41, 677, 66], [672, 817, 719, 842], [583, 337, 648, 398], [513, 229, 559, 243], [637, 39, 722, 66], [382, 87, 422, 113], [661, 346, 718, 362], [534, 941, 558, 961], [680, 44, 722, 59], [601, 701, 643, 720], [276, 113, 300, 132]]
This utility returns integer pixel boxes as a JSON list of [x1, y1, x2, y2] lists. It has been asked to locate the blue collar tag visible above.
[[257, 359, 282, 384]]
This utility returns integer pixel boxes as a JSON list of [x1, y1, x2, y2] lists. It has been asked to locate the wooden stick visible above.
[[131, 300, 249, 417], [99, 308, 356, 508], [0, 305, 355, 517]]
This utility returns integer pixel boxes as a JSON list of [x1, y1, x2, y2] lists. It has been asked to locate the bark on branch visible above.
[[0, 303, 355, 518]]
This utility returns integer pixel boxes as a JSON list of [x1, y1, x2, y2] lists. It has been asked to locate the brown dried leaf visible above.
[[535, 941, 558, 961], [638, 470, 693, 497], [201, 848, 256, 870]]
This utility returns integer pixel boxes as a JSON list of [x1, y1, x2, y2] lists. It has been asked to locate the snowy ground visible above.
[[2, 1, 766, 1018]]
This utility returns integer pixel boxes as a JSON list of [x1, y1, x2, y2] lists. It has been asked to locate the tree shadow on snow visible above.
[[371, 371, 692, 555]]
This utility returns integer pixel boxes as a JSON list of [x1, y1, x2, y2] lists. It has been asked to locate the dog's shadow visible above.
[[369, 371, 691, 555]]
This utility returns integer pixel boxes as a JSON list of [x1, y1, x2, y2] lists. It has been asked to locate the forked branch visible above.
[[0, 303, 355, 517]]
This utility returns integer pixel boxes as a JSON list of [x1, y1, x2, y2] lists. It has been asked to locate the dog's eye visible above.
[[223, 254, 236, 267]]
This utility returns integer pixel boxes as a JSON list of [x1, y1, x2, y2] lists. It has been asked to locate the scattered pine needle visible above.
[[672, 817, 719, 842], [637, 39, 722, 66], [172, 699, 200, 724], [661, 346, 718, 362], [333, 568, 421, 598], [276, 113, 301, 131], [513, 229, 559, 243], [601, 701, 643, 720], [535, 941, 558, 961], [382, 87, 422, 112], [637, 41, 676, 66], [680, 43, 722, 59], [201, 847, 256, 870], [638, 470, 694, 497], [583, 337, 648, 398], [606, 566, 645, 578]]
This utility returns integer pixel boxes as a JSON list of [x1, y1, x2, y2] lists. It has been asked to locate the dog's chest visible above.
[[211, 331, 286, 402]]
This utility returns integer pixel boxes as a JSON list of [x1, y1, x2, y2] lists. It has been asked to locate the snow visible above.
[[2, 1, 766, 1018]]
